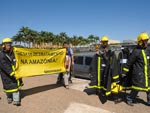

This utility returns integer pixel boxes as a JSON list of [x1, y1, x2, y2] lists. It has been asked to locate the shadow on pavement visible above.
[[84, 88, 149, 105], [84, 88, 107, 104], [134, 97, 148, 105], [83, 88, 97, 95], [107, 92, 148, 106], [20, 84, 61, 98]]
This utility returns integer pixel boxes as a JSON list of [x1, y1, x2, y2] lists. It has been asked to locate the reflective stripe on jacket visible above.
[[123, 46, 150, 91], [0, 50, 21, 92], [89, 49, 119, 95]]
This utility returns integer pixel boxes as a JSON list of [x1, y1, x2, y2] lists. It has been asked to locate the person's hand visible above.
[[72, 61, 74, 65], [66, 68, 70, 72]]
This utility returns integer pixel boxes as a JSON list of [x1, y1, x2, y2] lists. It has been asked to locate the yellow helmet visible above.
[[137, 32, 149, 42], [2, 37, 12, 43], [101, 36, 109, 42]]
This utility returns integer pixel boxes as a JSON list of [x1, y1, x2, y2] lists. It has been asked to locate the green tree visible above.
[[59, 32, 68, 45], [12, 33, 23, 45], [12, 26, 101, 48], [18, 26, 38, 47]]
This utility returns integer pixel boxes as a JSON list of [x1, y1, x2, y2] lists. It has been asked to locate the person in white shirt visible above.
[[63, 52, 71, 89]]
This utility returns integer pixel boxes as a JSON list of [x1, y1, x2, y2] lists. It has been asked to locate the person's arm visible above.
[[71, 55, 74, 65], [67, 56, 71, 72], [70, 48, 74, 65], [0, 54, 15, 76]]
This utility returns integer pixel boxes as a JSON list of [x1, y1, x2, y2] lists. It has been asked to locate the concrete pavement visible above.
[[0, 74, 149, 113]]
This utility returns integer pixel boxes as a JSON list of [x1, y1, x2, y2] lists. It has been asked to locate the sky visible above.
[[0, 0, 150, 42]]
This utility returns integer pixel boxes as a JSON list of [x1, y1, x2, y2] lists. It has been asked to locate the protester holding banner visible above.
[[67, 43, 74, 83], [63, 49, 71, 89], [59, 42, 74, 83], [56, 42, 73, 85], [0, 38, 22, 106]]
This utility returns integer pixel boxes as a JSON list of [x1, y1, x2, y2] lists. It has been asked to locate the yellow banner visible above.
[[14, 47, 66, 79]]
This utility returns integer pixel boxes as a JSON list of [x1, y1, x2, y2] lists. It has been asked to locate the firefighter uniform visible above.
[[122, 32, 150, 106], [118, 47, 132, 88], [89, 36, 119, 96], [0, 38, 22, 106]]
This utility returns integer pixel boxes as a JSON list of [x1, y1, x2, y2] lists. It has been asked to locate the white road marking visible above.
[[64, 102, 113, 113]]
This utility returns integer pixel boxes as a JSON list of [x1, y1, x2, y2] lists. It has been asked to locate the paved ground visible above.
[[0, 74, 150, 113]]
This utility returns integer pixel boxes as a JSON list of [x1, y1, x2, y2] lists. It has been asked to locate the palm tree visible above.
[[94, 36, 100, 44], [82, 38, 90, 45], [12, 33, 23, 45], [71, 35, 78, 46], [52, 35, 60, 47], [78, 36, 84, 45], [19, 26, 32, 47], [19, 26, 29, 42], [88, 35, 100, 45], [35, 34, 44, 48], [27, 29, 38, 47], [88, 35, 95, 44], [59, 32, 68, 38], [46, 32, 54, 48], [59, 32, 68, 45], [13, 26, 101, 48], [27, 30, 39, 48]]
